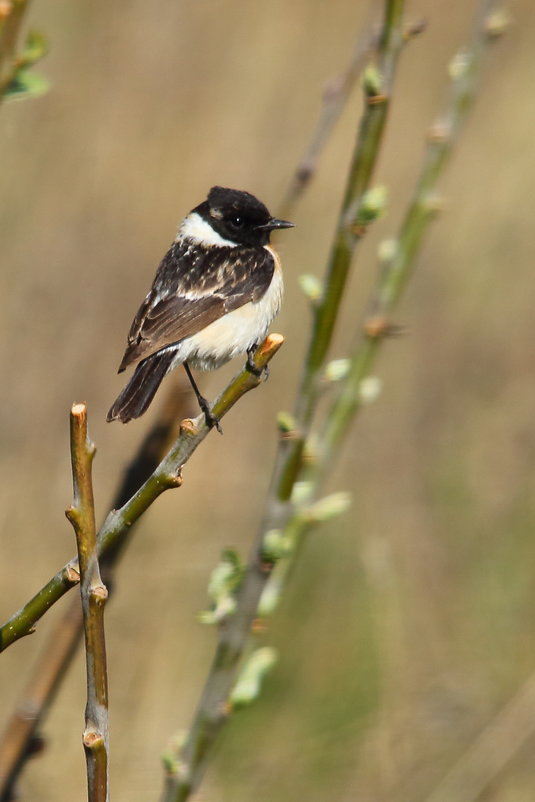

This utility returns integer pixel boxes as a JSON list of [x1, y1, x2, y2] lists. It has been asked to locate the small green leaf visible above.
[[198, 549, 243, 624], [4, 69, 49, 101], [22, 31, 48, 66]]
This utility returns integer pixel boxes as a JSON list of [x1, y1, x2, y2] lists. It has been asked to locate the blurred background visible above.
[[2, 0, 535, 800]]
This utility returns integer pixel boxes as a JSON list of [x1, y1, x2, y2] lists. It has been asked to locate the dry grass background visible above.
[[1, 1, 535, 800]]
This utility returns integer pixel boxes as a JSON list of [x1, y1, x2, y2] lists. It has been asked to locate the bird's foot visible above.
[[246, 345, 269, 380], [198, 396, 223, 434]]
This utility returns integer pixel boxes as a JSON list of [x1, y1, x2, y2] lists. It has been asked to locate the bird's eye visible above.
[[230, 215, 244, 229]]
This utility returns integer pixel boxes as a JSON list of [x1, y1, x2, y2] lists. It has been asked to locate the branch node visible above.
[[82, 728, 105, 750], [90, 584, 108, 603], [363, 315, 391, 339], [164, 470, 183, 489], [64, 563, 80, 584], [179, 418, 199, 437], [364, 315, 406, 340]]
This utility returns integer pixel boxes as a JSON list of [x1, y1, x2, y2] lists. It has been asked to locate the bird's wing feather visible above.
[[118, 241, 274, 371]]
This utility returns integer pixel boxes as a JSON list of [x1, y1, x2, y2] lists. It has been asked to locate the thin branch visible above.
[[160, 5, 407, 801], [316, 0, 507, 477], [256, 0, 508, 634], [0, 602, 83, 802], [65, 404, 109, 802], [0, 334, 284, 653], [279, 10, 426, 221], [0, 386, 188, 800], [279, 5, 377, 219], [274, 0, 406, 507]]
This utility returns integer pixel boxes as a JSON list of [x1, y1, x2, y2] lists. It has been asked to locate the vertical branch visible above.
[[246, 0, 508, 645], [317, 0, 507, 473], [160, 5, 408, 801], [0, 387, 188, 800], [65, 404, 109, 802], [276, 0, 406, 503]]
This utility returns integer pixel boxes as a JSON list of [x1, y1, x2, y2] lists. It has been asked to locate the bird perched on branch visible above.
[[107, 186, 294, 430]]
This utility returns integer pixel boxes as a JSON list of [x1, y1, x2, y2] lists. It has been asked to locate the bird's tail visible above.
[[106, 352, 175, 423]]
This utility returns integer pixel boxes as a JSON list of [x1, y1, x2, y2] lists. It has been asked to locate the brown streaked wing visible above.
[[118, 244, 274, 371]]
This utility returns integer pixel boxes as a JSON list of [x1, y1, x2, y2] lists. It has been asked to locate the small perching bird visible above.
[[106, 186, 294, 430]]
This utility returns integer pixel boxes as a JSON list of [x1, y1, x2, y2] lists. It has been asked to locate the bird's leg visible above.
[[246, 344, 269, 379], [183, 362, 222, 434]]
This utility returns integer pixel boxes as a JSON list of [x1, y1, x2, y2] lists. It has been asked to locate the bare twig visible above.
[[279, 6, 377, 219], [65, 404, 109, 802], [0, 386, 188, 799], [0, 602, 83, 802], [279, 8, 426, 221], [0, 334, 284, 652]]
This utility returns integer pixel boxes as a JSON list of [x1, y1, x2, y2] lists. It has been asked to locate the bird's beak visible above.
[[257, 218, 295, 231]]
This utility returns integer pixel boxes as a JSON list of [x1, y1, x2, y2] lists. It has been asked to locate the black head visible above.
[[194, 186, 294, 247]]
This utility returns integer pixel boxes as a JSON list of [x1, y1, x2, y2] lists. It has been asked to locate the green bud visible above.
[[230, 648, 278, 708], [377, 238, 398, 263], [207, 549, 242, 601], [299, 273, 323, 302], [277, 410, 297, 434], [258, 575, 282, 616], [199, 550, 243, 624], [355, 186, 388, 226], [324, 358, 350, 382], [359, 376, 382, 404], [485, 9, 511, 38], [291, 480, 313, 506], [198, 595, 237, 625], [306, 492, 352, 523], [362, 65, 383, 97], [262, 529, 292, 561], [448, 51, 471, 80]]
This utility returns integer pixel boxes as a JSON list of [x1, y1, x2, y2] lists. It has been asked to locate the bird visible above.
[[106, 186, 294, 430]]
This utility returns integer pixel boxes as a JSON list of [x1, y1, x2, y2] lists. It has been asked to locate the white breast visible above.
[[170, 246, 283, 371]]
